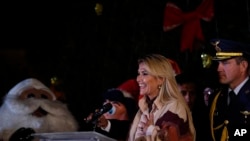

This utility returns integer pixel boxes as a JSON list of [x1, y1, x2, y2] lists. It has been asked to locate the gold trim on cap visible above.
[[216, 52, 243, 57]]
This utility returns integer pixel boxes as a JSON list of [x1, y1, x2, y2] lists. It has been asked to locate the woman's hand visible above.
[[143, 113, 154, 132]]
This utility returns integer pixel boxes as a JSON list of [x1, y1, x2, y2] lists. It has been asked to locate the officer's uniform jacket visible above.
[[210, 78, 250, 141]]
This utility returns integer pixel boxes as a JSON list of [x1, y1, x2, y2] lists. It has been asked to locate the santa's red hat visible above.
[[167, 58, 181, 76], [117, 79, 140, 102]]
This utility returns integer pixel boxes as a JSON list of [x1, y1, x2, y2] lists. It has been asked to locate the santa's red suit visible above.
[[0, 78, 78, 141]]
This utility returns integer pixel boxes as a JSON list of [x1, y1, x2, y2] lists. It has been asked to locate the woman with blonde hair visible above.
[[128, 54, 195, 141]]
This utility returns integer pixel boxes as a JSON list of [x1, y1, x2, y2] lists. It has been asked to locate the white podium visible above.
[[32, 131, 117, 141]]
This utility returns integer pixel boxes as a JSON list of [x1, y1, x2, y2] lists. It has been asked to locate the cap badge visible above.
[[211, 40, 221, 52]]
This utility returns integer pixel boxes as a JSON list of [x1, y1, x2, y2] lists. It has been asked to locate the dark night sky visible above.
[[0, 0, 249, 126]]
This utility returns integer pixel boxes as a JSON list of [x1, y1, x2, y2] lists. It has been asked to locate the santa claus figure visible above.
[[0, 78, 78, 141]]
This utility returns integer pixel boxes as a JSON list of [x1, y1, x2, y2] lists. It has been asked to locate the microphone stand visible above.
[[92, 120, 98, 131]]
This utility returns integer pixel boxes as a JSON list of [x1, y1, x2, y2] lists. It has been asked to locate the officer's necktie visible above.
[[229, 90, 236, 105]]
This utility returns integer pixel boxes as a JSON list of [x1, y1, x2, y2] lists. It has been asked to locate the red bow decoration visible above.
[[163, 0, 214, 52]]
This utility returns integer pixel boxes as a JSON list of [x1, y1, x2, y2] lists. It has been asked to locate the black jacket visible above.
[[95, 119, 131, 141]]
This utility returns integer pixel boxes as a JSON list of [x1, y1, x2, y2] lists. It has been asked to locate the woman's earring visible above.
[[158, 85, 162, 89]]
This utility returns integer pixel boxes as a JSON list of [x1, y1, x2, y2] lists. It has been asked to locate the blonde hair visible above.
[[138, 54, 196, 138]]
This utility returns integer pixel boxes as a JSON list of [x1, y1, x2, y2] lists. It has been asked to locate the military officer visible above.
[[209, 39, 250, 141]]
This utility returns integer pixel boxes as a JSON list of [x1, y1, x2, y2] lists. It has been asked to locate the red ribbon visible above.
[[163, 0, 214, 52]]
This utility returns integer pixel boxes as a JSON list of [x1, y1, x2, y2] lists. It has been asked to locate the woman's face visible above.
[[136, 62, 162, 99]]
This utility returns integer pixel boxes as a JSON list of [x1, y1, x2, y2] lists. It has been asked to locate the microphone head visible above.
[[86, 103, 113, 124], [100, 103, 112, 113]]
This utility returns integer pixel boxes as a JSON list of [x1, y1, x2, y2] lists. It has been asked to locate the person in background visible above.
[[85, 88, 138, 141], [209, 39, 250, 141], [176, 72, 211, 141], [0, 78, 78, 141], [128, 54, 195, 141], [175, 72, 198, 110]]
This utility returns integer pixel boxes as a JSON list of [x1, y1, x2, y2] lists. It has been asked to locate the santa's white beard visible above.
[[0, 96, 78, 141]]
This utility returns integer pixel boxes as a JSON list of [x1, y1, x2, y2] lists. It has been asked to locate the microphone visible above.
[[86, 103, 112, 124]]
